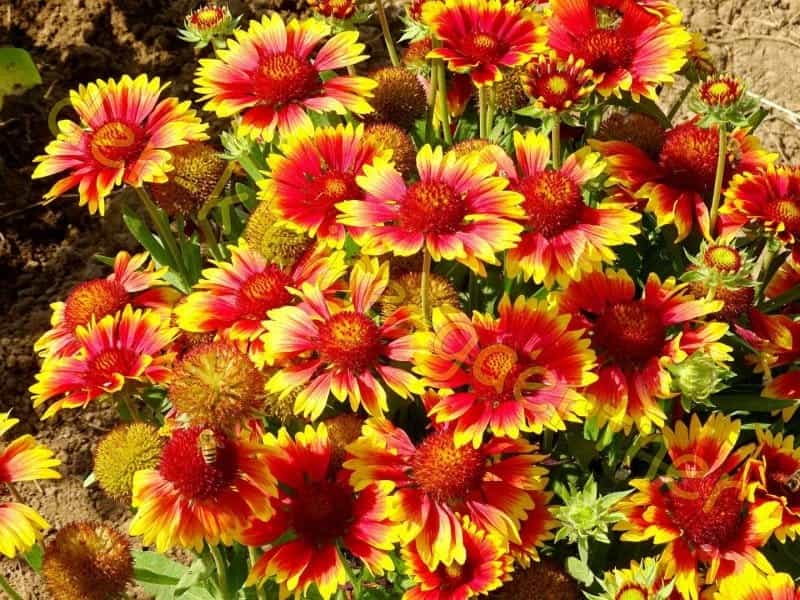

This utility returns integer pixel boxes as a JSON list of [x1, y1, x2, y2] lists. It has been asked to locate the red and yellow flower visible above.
[[195, 14, 375, 140], [30, 305, 178, 419], [592, 120, 776, 241], [242, 424, 395, 599], [497, 130, 640, 288], [345, 416, 551, 568], [412, 295, 596, 447], [507, 488, 558, 566], [0, 412, 61, 558], [402, 517, 513, 600], [259, 123, 390, 247], [522, 52, 596, 113], [616, 414, 782, 600], [32, 74, 209, 215], [129, 425, 275, 551], [556, 269, 728, 433], [338, 145, 523, 276], [423, 0, 545, 87], [765, 255, 800, 304], [714, 565, 800, 600], [547, 0, 690, 100], [264, 258, 423, 419]]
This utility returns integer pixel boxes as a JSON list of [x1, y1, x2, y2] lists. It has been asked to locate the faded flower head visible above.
[[94, 423, 164, 502]]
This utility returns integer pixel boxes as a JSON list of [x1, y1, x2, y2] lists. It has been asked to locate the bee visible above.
[[197, 429, 218, 465], [785, 469, 800, 493]]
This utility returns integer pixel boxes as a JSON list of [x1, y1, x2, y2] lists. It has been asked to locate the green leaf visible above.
[[176, 586, 216, 600], [707, 393, 796, 412], [23, 544, 44, 572], [123, 204, 172, 269], [566, 556, 595, 586], [0, 48, 41, 106], [175, 558, 211, 593], [133, 550, 190, 600]]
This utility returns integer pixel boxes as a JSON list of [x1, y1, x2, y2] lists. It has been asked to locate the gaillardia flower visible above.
[[179, 4, 239, 48], [522, 52, 596, 113], [195, 14, 375, 140], [339, 145, 523, 276], [308, 0, 358, 19], [32, 74, 209, 215], [30, 305, 178, 419], [129, 426, 275, 551], [242, 424, 395, 600], [713, 565, 799, 600], [423, 0, 545, 86], [345, 416, 550, 568], [242, 200, 312, 266], [364, 122, 418, 177], [367, 66, 428, 128], [413, 295, 596, 446], [697, 73, 744, 109], [585, 557, 675, 600], [94, 422, 164, 502], [547, 0, 690, 99], [259, 123, 390, 247], [264, 258, 424, 419], [149, 142, 227, 215], [556, 269, 728, 433], [0, 412, 60, 558], [616, 414, 782, 600]]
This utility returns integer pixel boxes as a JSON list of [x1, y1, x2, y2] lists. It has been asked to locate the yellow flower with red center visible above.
[[522, 53, 597, 113], [345, 415, 550, 569], [698, 74, 744, 108], [0, 412, 60, 558], [423, 0, 546, 87], [264, 258, 424, 419], [591, 119, 776, 241], [402, 517, 513, 600], [129, 425, 275, 551], [32, 74, 209, 215], [616, 414, 783, 600], [556, 269, 728, 433], [242, 424, 395, 600], [547, 0, 690, 100], [338, 145, 523, 276], [496, 130, 640, 288], [412, 295, 596, 447], [259, 123, 391, 247], [30, 305, 178, 419], [195, 15, 375, 141], [714, 565, 799, 600], [35, 250, 175, 359]]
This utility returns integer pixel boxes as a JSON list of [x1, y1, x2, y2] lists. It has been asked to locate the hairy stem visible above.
[[375, 0, 400, 67], [708, 126, 728, 234]]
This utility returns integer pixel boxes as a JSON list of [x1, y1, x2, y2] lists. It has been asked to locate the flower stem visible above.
[[121, 395, 141, 422], [667, 81, 695, 123], [424, 61, 439, 145], [209, 545, 231, 600], [551, 116, 562, 168], [420, 246, 432, 326], [135, 186, 189, 287], [0, 572, 23, 600], [478, 85, 487, 139], [486, 85, 496, 139], [435, 58, 453, 146], [338, 547, 362, 598], [237, 153, 264, 182], [375, 0, 400, 67], [708, 125, 728, 234], [646, 442, 668, 479], [248, 547, 266, 600]]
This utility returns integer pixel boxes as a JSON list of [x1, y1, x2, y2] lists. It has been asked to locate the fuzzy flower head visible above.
[[179, 4, 240, 48], [364, 122, 418, 177], [195, 14, 376, 141], [493, 559, 579, 600], [242, 201, 313, 267], [596, 111, 666, 159], [32, 74, 209, 215], [149, 142, 227, 216], [522, 52, 596, 114], [379, 270, 460, 323], [94, 422, 164, 502], [367, 66, 428, 128]]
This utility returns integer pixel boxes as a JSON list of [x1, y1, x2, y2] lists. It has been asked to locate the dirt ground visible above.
[[2, 0, 800, 597]]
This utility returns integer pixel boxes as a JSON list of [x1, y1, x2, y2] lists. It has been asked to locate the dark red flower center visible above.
[[64, 279, 130, 330], [767, 197, 800, 236], [462, 32, 507, 63], [526, 72, 580, 110], [577, 29, 633, 74], [86, 348, 138, 386], [398, 181, 468, 234], [159, 427, 238, 500], [90, 121, 147, 168], [318, 311, 382, 372], [517, 171, 583, 238], [290, 479, 355, 545], [253, 52, 320, 106], [658, 123, 719, 193], [237, 265, 293, 319], [411, 431, 485, 503], [434, 559, 476, 591], [703, 245, 742, 273], [593, 301, 666, 365], [306, 170, 361, 223]]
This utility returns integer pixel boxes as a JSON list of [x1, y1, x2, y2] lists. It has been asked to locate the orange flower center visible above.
[[64, 279, 130, 331], [768, 197, 800, 235], [658, 123, 719, 193], [703, 245, 742, 273], [190, 6, 225, 29], [254, 52, 320, 106], [411, 431, 485, 503], [237, 265, 293, 319], [593, 301, 666, 365], [699, 77, 742, 107], [90, 121, 147, 168], [318, 311, 382, 372], [526, 71, 580, 111], [517, 171, 583, 238], [306, 170, 361, 223], [616, 584, 649, 600], [463, 32, 506, 62], [398, 181, 467, 234], [471, 343, 540, 406], [578, 29, 633, 74], [290, 479, 355, 544], [159, 427, 238, 500]]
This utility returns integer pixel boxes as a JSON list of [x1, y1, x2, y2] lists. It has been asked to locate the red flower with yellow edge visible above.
[[714, 565, 800, 600], [259, 123, 391, 247], [176, 240, 346, 342], [195, 15, 375, 141], [32, 75, 209, 215], [591, 120, 776, 241], [344, 415, 550, 569], [35, 250, 175, 359], [242, 424, 395, 600], [423, 0, 545, 87], [556, 269, 727, 433], [507, 488, 558, 567], [721, 166, 800, 262], [616, 414, 783, 600], [30, 305, 178, 419], [0, 412, 60, 558], [338, 145, 523, 276], [765, 255, 800, 306], [264, 258, 424, 420], [522, 53, 596, 113], [412, 295, 596, 447], [547, 0, 690, 100], [129, 426, 275, 551], [495, 130, 640, 288], [402, 516, 513, 600]]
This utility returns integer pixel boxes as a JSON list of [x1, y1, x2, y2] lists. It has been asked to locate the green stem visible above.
[[199, 161, 235, 221], [338, 547, 362, 598], [478, 85, 488, 139], [135, 186, 188, 286], [209, 545, 231, 600], [424, 61, 439, 144], [420, 247, 432, 326], [375, 0, 400, 67], [646, 443, 668, 479], [486, 85, 496, 139], [248, 547, 267, 600], [237, 153, 264, 182], [197, 219, 225, 260], [121, 395, 141, 422], [551, 116, 562, 168], [708, 126, 728, 234], [435, 58, 453, 146], [0, 572, 23, 600], [667, 81, 695, 123]]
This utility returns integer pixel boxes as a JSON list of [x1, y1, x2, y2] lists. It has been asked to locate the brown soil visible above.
[[2, 0, 800, 598]]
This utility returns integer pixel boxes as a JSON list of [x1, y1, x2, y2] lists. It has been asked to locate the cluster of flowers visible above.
[[4, 0, 800, 598]]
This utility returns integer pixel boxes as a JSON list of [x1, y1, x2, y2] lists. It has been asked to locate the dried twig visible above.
[[712, 34, 800, 51]]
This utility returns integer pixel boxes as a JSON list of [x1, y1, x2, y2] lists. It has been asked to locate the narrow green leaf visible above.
[[123, 205, 173, 269], [23, 544, 44, 572], [708, 393, 796, 412]]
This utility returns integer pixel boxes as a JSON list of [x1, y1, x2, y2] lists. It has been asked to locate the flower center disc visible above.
[[191, 7, 225, 29], [307, 171, 361, 215], [254, 52, 320, 106], [703, 245, 742, 272], [578, 29, 633, 74], [410, 431, 485, 503], [159, 427, 238, 500], [90, 121, 147, 168], [318, 311, 382, 372], [238, 266, 293, 319], [616, 584, 649, 600], [527, 72, 579, 110], [290, 480, 354, 544], [464, 32, 505, 62], [517, 171, 583, 238], [593, 301, 666, 365], [768, 197, 800, 235], [398, 181, 467, 234], [64, 279, 129, 330], [658, 123, 719, 193]]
